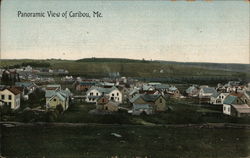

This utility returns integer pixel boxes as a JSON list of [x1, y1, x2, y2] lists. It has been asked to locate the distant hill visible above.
[[156, 60, 250, 73], [76, 58, 152, 63]]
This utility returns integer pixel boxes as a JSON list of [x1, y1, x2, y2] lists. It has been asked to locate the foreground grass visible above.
[[1, 125, 250, 158]]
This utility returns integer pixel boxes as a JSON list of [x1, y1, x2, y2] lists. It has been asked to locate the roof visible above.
[[186, 86, 197, 93], [142, 85, 154, 91], [60, 88, 72, 97], [7, 87, 21, 95], [45, 90, 57, 98], [141, 94, 162, 102], [133, 104, 152, 110], [223, 95, 238, 104], [230, 92, 244, 98], [201, 87, 217, 94], [129, 88, 140, 96], [129, 94, 141, 103], [148, 82, 161, 86], [211, 92, 220, 98], [53, 92, 66, 101], [231, 104, 250, 114], [15, 82, 34, 87], [169, 86, 178, 91], [87, 86, 118, 94], [130, 94, 166, 103], [79, 81, 96, 86], [154, 84, 170, 90]]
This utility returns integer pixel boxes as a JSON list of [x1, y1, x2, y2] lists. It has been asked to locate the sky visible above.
[[1, 0, 249, 63]]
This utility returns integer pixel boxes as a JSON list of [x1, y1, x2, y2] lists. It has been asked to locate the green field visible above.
[[55, 100, 250, 125], [0, 59, 249, 84], [1, 125, 250, 158]]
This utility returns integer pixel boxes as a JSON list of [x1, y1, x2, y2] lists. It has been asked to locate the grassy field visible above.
[[1, 125, 250, 158], [55, 99, 250, 125], [0, 59, 248, 82]]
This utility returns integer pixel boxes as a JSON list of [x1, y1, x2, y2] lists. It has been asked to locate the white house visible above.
[[223, 104, 250, 117], [85, 86, 122, 103], [210, 92, 229, 105], [199, 87, 217, 98], [0, 87, 21, 110]]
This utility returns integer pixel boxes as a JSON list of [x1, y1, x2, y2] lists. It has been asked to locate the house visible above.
[[0, 87, 21, 109], [167, 86, 181, 98], [154, 84, 170, 93], [85, 86, 122, 103], [130, 94, 168, 112], [240, 91, 250, 106], [24, 65, 32, 72], [76, 81, 96, 91], [103, 101, 119, 112], [210, 92, 229, 105], [96, 96, 109, 110], [129, 87, 140, 99], [131, 104, 153, 115], [199, 86, 217, 99], [1, 69, 20, 84], [223, 95, 244, 116], [140, 84, 155, 93], [15, 82, 37, 94], [45, 87, 71, 111], [223, 104, 250, 117], [185, 85, 199, 97]]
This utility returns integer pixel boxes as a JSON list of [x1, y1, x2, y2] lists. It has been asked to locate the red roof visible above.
[[7, 87, 21, 95]]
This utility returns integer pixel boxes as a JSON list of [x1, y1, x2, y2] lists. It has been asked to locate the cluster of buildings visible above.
[[185, 81, 250, 117], [0, 66, 69, 83], [0, 66, 250, 118]]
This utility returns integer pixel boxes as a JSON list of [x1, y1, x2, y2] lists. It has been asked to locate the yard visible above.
[[1, 125, 250, 158], [56, 99, 250, 125]]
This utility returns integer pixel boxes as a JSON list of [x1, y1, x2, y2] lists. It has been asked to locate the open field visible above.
[[55, 100, 250, 125], [1, 125, 250, 158], [0, 59, 249, 84]]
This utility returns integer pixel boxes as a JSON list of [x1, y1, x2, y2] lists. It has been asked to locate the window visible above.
[[1, 95, 4, 100], [8, 95, 12, 100], [118, 98, 119, 101], [112, 93, 114, 96], [159, 98, 162, 103], [117, 93, 119, 96], [111, 97, 114, 100], [223, 107, 226, 111], [90, 92, 93, 96], [54, 98, 57, 102], [96, 93, 99, 96]]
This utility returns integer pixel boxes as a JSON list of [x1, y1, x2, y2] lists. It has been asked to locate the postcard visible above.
[[0, 0, 249, 158]]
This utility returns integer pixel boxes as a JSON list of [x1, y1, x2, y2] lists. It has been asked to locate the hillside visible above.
[[0, 58, 249, 83]]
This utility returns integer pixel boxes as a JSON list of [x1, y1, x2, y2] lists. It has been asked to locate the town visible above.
[[0, 63, 249, 124]]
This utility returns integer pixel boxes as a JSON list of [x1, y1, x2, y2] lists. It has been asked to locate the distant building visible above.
[[129, 94, 168, 112], [85, 86, 122, 103], [45, 87, 72, 111], [223, 104, 250, 117], [131, 104, 153, 115], [210, 92, 229, 105]]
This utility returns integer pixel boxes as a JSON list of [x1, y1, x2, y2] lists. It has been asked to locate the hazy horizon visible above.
[[1, 0, 249, 64]]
